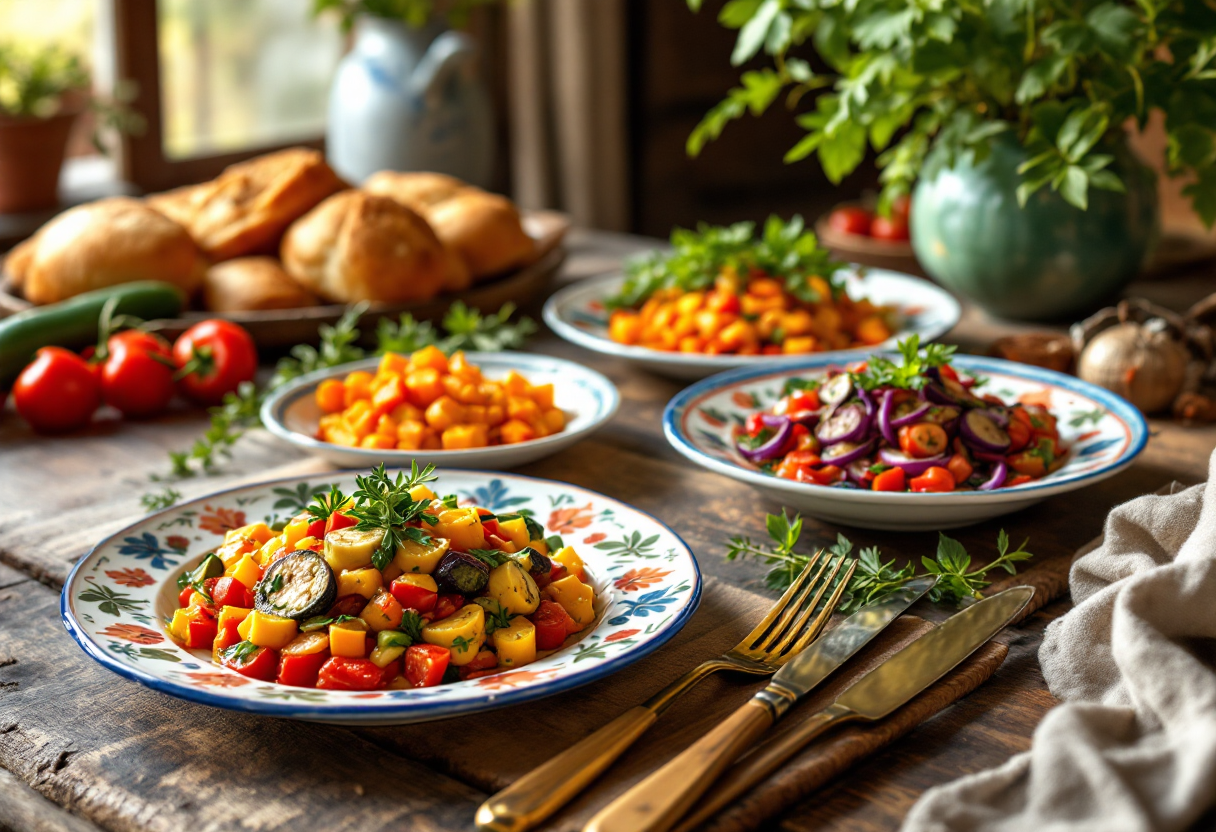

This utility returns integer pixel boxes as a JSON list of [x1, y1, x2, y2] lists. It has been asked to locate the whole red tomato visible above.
[[102, 330, 176, 418], [173, 320, 257, 406], [13, 347, 101, 433], [871, 214, 910, 241], [828, 206, 872, 237]]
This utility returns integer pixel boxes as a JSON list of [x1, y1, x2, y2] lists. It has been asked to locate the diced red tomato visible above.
[[945, 453, 974, 485], [213, 618, 242, 651], [404, 643, 451, 688], [211, 577, 254, 608], [220, 644, 278, 681], [378, 659, 402, 688], [871, 467, 906, 492], [179, 586, 195, 607], [277, 651, 328, 688], [329, 594, 369, 618], [306, 518, 327, 539], [325, 512, 357, 536], [432, 593, 465, 621], [1007, 474, 1034, 487], [549, 563, 568, 584], [782, 423, 811, 455], [186, 616, 217, 650], [458, 649, 498, 681], [796, 464, 843, 485], [1007, 450, 1047, 478], [938, 364, 961, 384], [910, 466, 956, 492], [316, 657, 383, 690], [786, 390, 821, 413], [1022, 405, 1058, 437], [774, 450, 822, 480], [389, 579, 438, 613], [532, 600, 574, 650], [1007, 418, 1032, 452], [899, 423, 949, 458], [744, 412, 767, 437]]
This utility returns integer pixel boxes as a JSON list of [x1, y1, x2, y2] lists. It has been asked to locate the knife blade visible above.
[[582, 576, 939, 832], [670, 585, 1036, 832]]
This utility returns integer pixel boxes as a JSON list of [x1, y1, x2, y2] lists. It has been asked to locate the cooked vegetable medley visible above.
[[736, 338, 1069, 492], [314, 346, 565, 451], [166, 464, 596, 690], [606, 216, 895, 355]]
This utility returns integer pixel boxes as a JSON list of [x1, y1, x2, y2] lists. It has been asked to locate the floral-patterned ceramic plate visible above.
[[61, 470, 700, 725], [544, 269, 961, 380], [261, 352, 619, 470], [664, 355, 1148, 530]]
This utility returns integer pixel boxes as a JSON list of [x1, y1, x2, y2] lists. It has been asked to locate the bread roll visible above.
[[363, 171, 467, 210], [202, 257, 318, 312], [148, 148, 346, 262], [423, 190, 535, 279], [3, 236, 34, 291], [13, 198, 206, 305], [281, 191, 447, 304]]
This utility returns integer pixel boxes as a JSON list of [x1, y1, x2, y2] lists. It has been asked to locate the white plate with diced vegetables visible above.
[[61, 465, 700, 725]]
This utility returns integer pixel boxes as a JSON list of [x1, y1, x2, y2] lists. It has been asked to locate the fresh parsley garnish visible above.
[[780, 378, 820, 397], [306, 483, 348, 526], [300, 614, 358, 632], [265, 574, 284, 595], [346, 462, 440, 570], [442, 494, 460, 510], [497, 513, 545, 541], [483, 603, 514, 634], [544, 535, 565, 553], [852, 335, 957, 392], [221, 640, 259, 664], [468, 549, 512, 568], [398, 611, 424, 644], [450, 635, 475, 654]]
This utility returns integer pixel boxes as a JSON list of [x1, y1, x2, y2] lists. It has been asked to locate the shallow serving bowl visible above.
[[544, 268, 961, 380], [261, 352, 619, 469], [663, 355, 1148, 531], [62, 469, 700, 725]]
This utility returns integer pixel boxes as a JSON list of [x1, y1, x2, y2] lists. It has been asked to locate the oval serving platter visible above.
[[261, 352, 620, 469], [663, 355, 1148, 531], [62, 469, 700, 725], [544, 267, 961, 380]]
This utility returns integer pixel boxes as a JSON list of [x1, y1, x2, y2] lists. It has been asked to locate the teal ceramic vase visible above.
[[910, 135, 1159, 322]]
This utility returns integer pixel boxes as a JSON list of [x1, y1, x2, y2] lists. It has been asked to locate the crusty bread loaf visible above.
[[363, 171, 466, 210], [202, 256, 318, 312], [148, 148, 346, 262], [281, 191, 447, 304], [423, 189, 535, 279], [13, 197, 206, 305]]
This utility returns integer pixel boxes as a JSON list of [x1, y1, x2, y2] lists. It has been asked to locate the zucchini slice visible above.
[[255, 550, 337, 620]]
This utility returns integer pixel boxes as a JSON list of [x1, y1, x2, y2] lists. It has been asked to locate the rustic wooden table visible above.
[[1, 228, 1214, 832]]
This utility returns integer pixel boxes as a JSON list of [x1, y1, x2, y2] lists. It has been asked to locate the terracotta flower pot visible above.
[[0, 106, 81, 214]]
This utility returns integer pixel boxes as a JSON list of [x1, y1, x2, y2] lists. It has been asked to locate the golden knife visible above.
[[585, 584, 1034, 832]]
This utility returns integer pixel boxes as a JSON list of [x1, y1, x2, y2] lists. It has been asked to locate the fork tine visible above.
[[739, 551, 822, 646], [768, 557, 855, 660], [751, 550, 830, 652]]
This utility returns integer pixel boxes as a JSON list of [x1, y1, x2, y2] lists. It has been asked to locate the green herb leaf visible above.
[[220, 640, 259, 665]]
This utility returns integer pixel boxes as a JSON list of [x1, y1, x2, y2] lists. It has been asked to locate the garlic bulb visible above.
[[1078, 320, 1189, 414]]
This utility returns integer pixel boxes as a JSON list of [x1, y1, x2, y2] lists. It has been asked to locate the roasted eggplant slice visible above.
[[255, 550, 337, 620], [515, 547, 553, 588], [434, 550, 491, 595]]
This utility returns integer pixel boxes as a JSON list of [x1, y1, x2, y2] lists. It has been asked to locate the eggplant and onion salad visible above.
[[733, 338, 1068, 493], [166, 464, 596, 691]]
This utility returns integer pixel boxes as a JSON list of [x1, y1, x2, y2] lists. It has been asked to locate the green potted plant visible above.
[[0, 43, 140, 214], [686, 0, 1214, 321]]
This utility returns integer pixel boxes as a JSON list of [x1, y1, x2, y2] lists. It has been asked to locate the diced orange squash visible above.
[[542, 408, 566, 433], [425, 396, 465, 431], [531, 383, 555, 410], [378, 351, 409, 377], [500, 419, 535, 445], [343, 370, 374, 405], [503, 370, 530, 397], [405, 368, 444, 407], [372, 374, 407, 413], [329, 620, 368, 657], [396, 420, 426, 450], [409, 344, 449, 373], [442, 424, 488, 450], [507, 396, 541, 423], [360, 434, 396, 450], [316, 379, 347, 413]]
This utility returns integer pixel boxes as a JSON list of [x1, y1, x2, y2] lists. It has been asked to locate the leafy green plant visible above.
[[312, 0, 497, 31], [687, 0, 1216, 222]]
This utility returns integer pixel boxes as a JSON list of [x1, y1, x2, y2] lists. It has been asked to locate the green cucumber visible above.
[[0, 281, 185, 387]]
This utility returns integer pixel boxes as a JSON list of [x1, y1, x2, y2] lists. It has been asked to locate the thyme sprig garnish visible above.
[[347, 462, 440, 570], [306, 483, 349, 526], [727, 510, 1033, 613]]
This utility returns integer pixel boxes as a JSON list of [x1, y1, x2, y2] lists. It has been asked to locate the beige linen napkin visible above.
[[901, 449, 1216, 832]]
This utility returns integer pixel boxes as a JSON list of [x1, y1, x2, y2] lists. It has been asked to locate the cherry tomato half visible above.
[[910, 466, 955, 492], [871, 467, 906, 492], [102, 330, 175, 418], [317, 656, 383, 690], [532, 600, 574, 650], [871, 214, 910, 241], [404, 643, 451, 688], [898, 423, 949, 458], [13, 347, 101, 433], [828, 206, 873, 237], [173, 320, 257, 406]]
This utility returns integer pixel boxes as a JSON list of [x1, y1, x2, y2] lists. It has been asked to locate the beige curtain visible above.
[[505, 0, 630, 231]]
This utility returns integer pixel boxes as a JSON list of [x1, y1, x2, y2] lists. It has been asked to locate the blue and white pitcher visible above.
[[326, 17, 494, 187]]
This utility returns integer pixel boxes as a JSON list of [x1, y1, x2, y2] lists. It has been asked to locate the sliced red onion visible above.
[[889, 399, 931, 428], [877, 389, 899, 446], [846, 458, 874, 485], [858, 385, 875, 416], [758, 414, 788, 428], [979, 461, 1008, 491], [923, 383, 957, 407], [787, 409, 823, 426], [737, 417, 793, 463], [983, 407, 1010, 427], [821, 438, 877, 466], [878, 447, 948, 476], [959, 409, 1011, 453], [819, 373, 853, 407], [816, 403, 870, 446]]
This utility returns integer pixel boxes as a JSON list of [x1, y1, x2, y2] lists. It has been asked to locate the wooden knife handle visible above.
[[475, 705, 659, 832], [583, 699, 775, 832]]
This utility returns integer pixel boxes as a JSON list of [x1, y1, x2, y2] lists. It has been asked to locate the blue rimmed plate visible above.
[[261, 352, 619, 469], [61, 469, 700, 725], [663, 355, 1148, 530]]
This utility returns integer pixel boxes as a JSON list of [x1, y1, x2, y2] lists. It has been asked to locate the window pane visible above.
[[158, 0, 342, 159]]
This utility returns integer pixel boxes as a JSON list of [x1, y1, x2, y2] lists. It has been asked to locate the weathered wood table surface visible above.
[[1, 228, 1214, 832]]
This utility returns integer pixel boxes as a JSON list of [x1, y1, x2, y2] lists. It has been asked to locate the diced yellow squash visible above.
[[422, 604, 486, 666], [283, 519, 310, 549], [329, 621, 368, 657], [545, 575, 594, 630], [188, 591, 209, 608], [255, 535, 284, 566], [394, 572, 439, 592], [294, 536, 321, 551], [242, 610, 298, 649], [226, 522, 274, 546], [216, 535, 258, 568], [424, 508, 486, 551], [487, 561, 541, 615], [168, 607, 195, 642], [228, 554, 262, 590], [497, 517, 530, 551], [381, 561, 404, 583], [337, 567, 383, 600], [409, 483, 438, 503], [552, 546, 586, 582], [323, 527, 384, 572], [393, 536, 450, 574], [218, 606, 252, 628], [237, 614, 252, 641], [529, 538, 551, 556], [492, 617, 537, 668], [369, 644, 405, 668]]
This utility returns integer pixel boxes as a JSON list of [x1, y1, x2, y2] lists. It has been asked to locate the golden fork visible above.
[[475, 550, 855, 832]]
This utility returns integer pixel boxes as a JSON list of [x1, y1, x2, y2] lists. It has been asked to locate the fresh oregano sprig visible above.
[[346, 462, 440, 570]]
